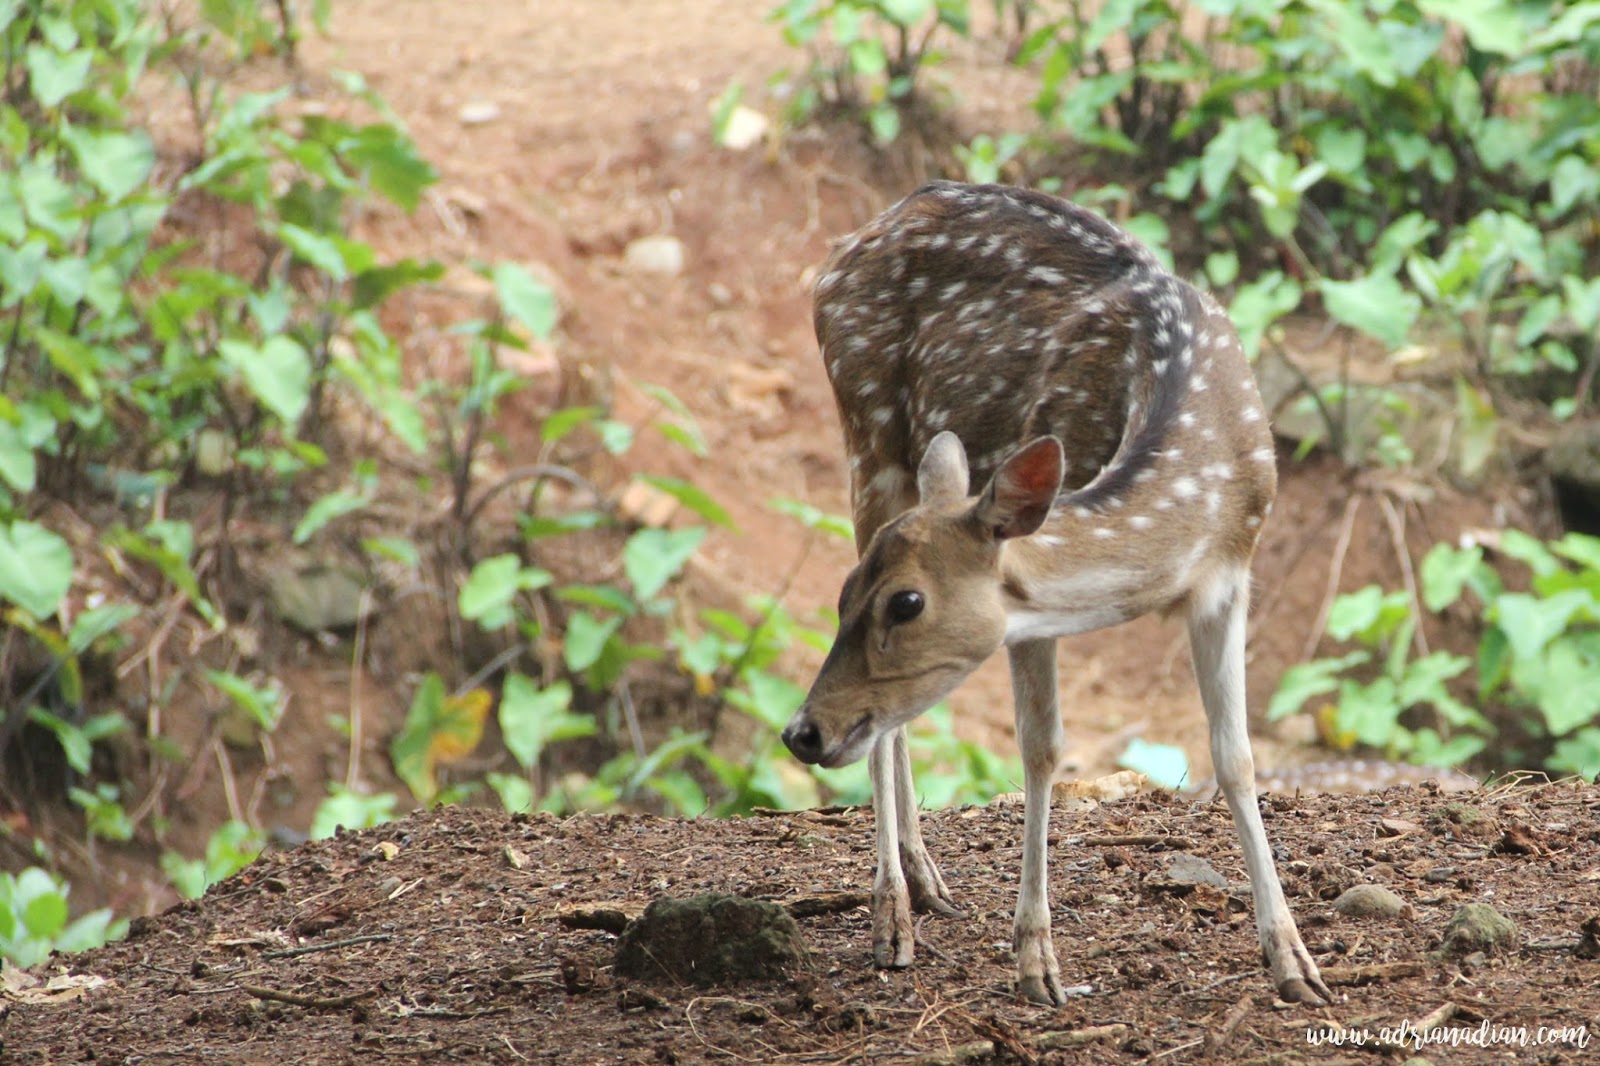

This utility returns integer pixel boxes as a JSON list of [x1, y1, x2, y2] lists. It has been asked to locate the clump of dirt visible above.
[[6, 781, 1598, 1064], [613, 893, 811, 985]]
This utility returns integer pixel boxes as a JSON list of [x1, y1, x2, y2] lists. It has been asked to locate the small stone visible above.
[[613, 894, 810, 986], [1332, 884, 1413, 920], [1442, 902, 1520, 956], [1151, 853, 1228, 890], [458, 100, 500, 125], [268, 564, 373, 633], [624, 234, 686, 276], [1423, 866, 1456, 884], [717, 104, 769, 150]]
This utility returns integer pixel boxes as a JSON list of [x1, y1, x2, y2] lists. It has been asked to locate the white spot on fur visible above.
[[1093, 527, 1115, 539], [1172, 476, 1199, 499], [1251, 446, 1274, 464], [1128, 515, 1152, 530]]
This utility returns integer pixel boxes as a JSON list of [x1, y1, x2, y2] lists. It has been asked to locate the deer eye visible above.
[[886, 590, 925, 625]]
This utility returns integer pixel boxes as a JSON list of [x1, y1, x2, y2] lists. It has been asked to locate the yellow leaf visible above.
[[430, 688, 491, 764]]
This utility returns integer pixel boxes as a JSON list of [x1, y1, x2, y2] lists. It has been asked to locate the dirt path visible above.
[[8, 783, 1596, 1063]]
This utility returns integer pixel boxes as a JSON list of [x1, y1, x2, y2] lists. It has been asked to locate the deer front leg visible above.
[[869, 729, 916, 968], [891, 728, 962, 916], [1188, 571, 1332, 1005], [1009, 638, 1066, 1006]]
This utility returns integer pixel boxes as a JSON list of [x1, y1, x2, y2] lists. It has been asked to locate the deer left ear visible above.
[[917, 431, 970, 504], [974, 436, 1063, 540]]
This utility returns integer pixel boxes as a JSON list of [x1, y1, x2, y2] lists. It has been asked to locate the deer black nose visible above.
[[782, 718, 824, 764]]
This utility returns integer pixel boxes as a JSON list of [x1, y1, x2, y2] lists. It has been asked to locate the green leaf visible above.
[[1268, 651, 1369, 720], [205, 669, 285, 732], [623, 527, 706, 601], [17, 869, 69, 938], [61, 126, 155, 203], [0, 520, 73, 619], [1536, 634, 1600, 736], [293, 489, 372, 544], [637, 475, 735, 529], [277, 223, 349, 280], [458, 554, 551, 630], [880, 0, 932, 26], [564, 610, 623, 672], [1419, 543, 1484, 612], [219, 336, 312, 425], [1318, 274, 1420, 350], [345, 123, 437, 213], [1417, 0, 1525, 55], [485, 771, 536, 813], [493, 262, 558, 339], [0, 420, 38, 493], [1494, 590, 1593, 664], [25, 44, 91, 107], [499, 674, 593, 770], [310, 786, 398, 839], [390, 674, 492, 804]]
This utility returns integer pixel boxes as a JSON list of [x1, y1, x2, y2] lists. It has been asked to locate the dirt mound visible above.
[[6, 783, 1597, 1063]]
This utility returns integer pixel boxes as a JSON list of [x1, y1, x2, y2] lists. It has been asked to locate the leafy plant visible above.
[[161, 820, 267, 899], [1273, 531, 1600, 778], [0, 867, 126, 966], [770, 0, 971, 143]]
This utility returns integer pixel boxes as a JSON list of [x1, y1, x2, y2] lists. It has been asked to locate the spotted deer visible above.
[[780, 181, 1330, 1006]]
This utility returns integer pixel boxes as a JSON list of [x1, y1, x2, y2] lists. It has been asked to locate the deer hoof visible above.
[[1017, 971, 1065, 1007], [1277, 975, 1330, 1006]]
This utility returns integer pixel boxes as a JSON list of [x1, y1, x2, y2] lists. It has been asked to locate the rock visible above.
[[267, 564, 373, 633], [613, 894, 810, 986], [1333, 884, 1413, 920], [1150, 853, 1229, 890], [1442, 903, 1520, 956], [458, 100, 500, 125], [718, 104, 769, 150], [1548, 419, 1600, 517], [1434, 802, 1496, 839], [624, 235, 686, 276]]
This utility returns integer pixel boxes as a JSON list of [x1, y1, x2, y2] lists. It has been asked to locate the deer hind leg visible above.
[[1009, 638, 1066, 1005], [1187, 568, 1331, 1005]]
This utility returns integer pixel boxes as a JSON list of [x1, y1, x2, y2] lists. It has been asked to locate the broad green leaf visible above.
[[1336, 676, 1403, 748], [564, 610, 623, 672], [499, 674, 593, 770], [540, 406, 603, 443], [310, 787, 398, 839], [492, 262, 558, 339], [1418, 0, 1525, 55], [623, 527, 706, 601], [1493, 589, 1594, 663], [219, 337, 312, 425], [0, 421, 37, 493], [1537, 634, 1600, 736], [486, 771, 536, 813], [0, 520, 73, 619], [1318, 273, 1420, 350], [61, 126, 155, 203], [25, 44, 91, 107], [458, 554, 551, 629], [277, 223, 349, 280], [345, 123, 437, 212], [880, 0, 932, 26], [1419, 543, 1484, 612], [18, 869, 69, 938], [68, 603, 140, 654], [1268, 651, 1369, 720]]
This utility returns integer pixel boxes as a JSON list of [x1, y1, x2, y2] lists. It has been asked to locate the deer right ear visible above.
[[917, 431, 970, 504], [974, 436, 1063, 540]]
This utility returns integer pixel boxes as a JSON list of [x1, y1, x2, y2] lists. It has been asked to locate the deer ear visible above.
[[975, 436, 1063, 540], [917, 431, 970, 504]]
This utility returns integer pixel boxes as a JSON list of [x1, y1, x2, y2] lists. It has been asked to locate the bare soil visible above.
[[2, 0, 1588, 1061], [7, 782, 1600, 1064]]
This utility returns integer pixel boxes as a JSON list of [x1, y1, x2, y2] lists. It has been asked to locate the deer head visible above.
[[781, 432, 1065, 768]]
